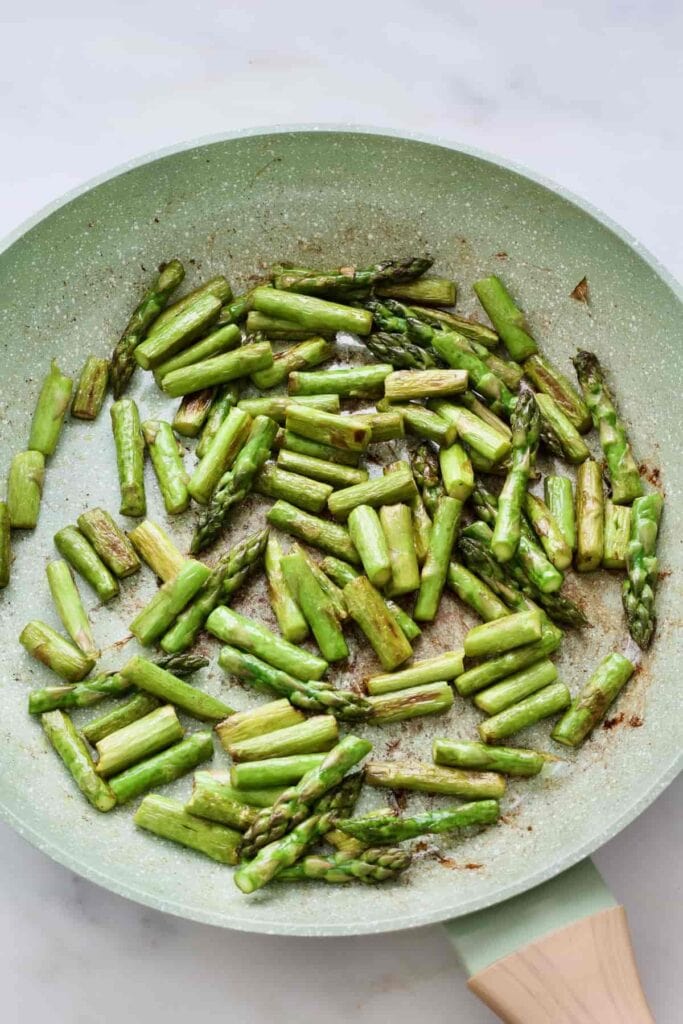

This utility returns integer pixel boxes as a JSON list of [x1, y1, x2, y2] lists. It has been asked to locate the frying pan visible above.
[[0, 127, 680, 1022]]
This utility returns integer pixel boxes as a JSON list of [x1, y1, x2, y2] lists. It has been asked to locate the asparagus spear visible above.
[[264, 534, 308, 643], [430, 400, 512, 464], [411, 444, 445, 515], [290, 364, 392, 398], [153, 652, 211, 676], [267, 500, 359, 564], [71, 356, 109, 420], [54, 526, 119, 602], [134, 293, 222, 369], [154, 276, 232, 333], [364, 760, 505, 799], [190, 772, 285, 808], [110, 732, 214, 805], [82, 693, 161, 745], [410, 306, 499, 347], [236, 811, 333, 893], [524, 493, 572, 570], [46, 560, 99, 659], [29, 672, 131, 713], [246, 311, 332, 340], [544, 476, 576, 552], [535, 393, 590, 463], [206, 605, 327, 680], [446, 562, 510, 622], [275, 257, 433, 297], [366, 332, 438, 370], [238, 394, 340, 422], [134, 793, 240, 863], [154, 323, 241, 381], [119, 655, 233, 721], [142, 420, 190, 515], [320, 557, 421, 642], [414, 495, 461, 621], [575, 460, 605, 571], [0, 502, 10, 588], [439, 443, 474, 501], [7, 451, 44, 529], [474, 658, 558, 714], [95, 704, 184, 777], [277, 450, 368, 488], [196, 383, 241, 458], [229, 755, 327, 789], [459, 391, 512, 439], [20, 620, 96, 682], [433, 738, 547, 777], [130, 560, 211, 646], [328, 465, 417, 520], [276, 846, 411, 884], [552, 652, 635, 747], [456, 622, 563, 697], [110, 399, 146, 517], [252, 337, 334, 389], [383, 369, 467, 400], [110, 259, 185, 396], [464, 609, 542, 658], [491, 383, 539, 562], [162, 341, 273, 397], [349, 411, 403, 443], [188, 406, 252, 505], [285, 404, 370, 453], [77, 508, 140, 578], [431, 331, 515, 415], [622, 493, 664, 648], [42, 710, 116, 812], [215, 699, 304, 749], [376, 276, 455, 306], [603, 502, 632, 569], [281, 551, 349, 662], [365, 651, 464, 695], [172, 389, 216, 438], [478, 682, 571, 743], [348, 505, 391, 587], [185, 773, 258, 830], [252, 286, 373, 335], [128, 520, 186, 581], [573, 350, 643, 504], [524, 354, 591, 433], [227, 716, 339, 763], [380, 503, 420, 595], [367, 681, 453, 724], [276, 429, 361, 466], [343, 575, 413, 671], [255, 463, 333, 513], [339, 800, 500, 844], [28, 360, 73, 456], [473, 276, 538, 361], [217, 288, 255, 327]]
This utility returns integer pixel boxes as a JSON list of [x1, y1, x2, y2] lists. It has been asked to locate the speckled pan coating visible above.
[[0, 126, 680, 936]]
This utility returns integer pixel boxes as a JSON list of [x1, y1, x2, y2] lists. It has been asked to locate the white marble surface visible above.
[[1, 2, 680, 1021]]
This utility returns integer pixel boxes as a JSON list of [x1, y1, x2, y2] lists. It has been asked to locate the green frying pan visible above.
[[0, 128, 680, 1022]]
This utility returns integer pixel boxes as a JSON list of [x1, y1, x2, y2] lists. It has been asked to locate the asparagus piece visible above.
[[491, 383, 539, 562], [439, 443, 474, 501], [206, 604, 327, 679], [217, 288, 255, 327], [217, 645, 370, 720], [162, 341, 273, 397], [120, 655, 233, 721], [277, 429, 360, 466], [410, 485, 433, 566], [20, 619, 96, 682], [290, 364, 392, 398], [366, 332, 438, 370], [383, 369, 468, 401], [281, 551, 348, 662], [28, 672, 130, 713], [28, 360, 73, 456], [414, 495, 461, 621], [465, 609, 542, 658], [172, 389, 216, 438], [42, 710, 115, 811], [431, 400, 512, 464], [185, 773, 258, 830], [141, 420, 189, 515], [154, 323, 241, 381], [410, 306, 499, 347], [110, 399, 145, 517], [365, 759, 505, 799], [343, 575, 413, 670], [77, 508, 140, 578], [268, 500, 359, 564], [457, 627, 563, 700], [447, 562, 509, 622], [153, 652, 210, 676], [46, 560, 99, 659], [574, 350, 643, 504], [552, 652, 636, 746], [353, 411, 405, 442], [524, 354, 591, 433], [277, 846, 411, 884], [348, 506, 391, 587], [252, 337, 334, 389], [376, 276, 455, 306], [82, 693, 161, 745], [110, 259, 185, 396], [524, 492, 572, 571], [192, 774, 286, 808], [339, 800, 499, 844], [95, 704, 184, 777], [411, 444, 445, 515], [367, 681, 453, 724], [285, 404, 370, 453], [236, 811, 333, 893], [622, 493, 664, 648], [277, 450, 367, 488], [459, 391, 513, 438], [154, 276, 232, 334], [328, 466, 417, 520], [320, 557, 421, 642], [479, 681, 571, 742], [71, 356, 109, 420], [196, 383, 241, 458], [54, 526, 119, 602], [130, 560, 210, 645], [473, 276, 538, 361], [188, 406, 252, 505], [134, 793, 239, 863], [433, 738, 546, 777], [110, 731, 214, 805], [246, 311, 331, 340], [379, 503, 420, 596], [603, 502, 632, 569], [431, 332, 515, 415], [215, 699, 304, 749], [128, 520, 186, 581], [227, 716, 339, 762], [365, 651, 464, 695], [264, 534, 308, 643], [252, 286, 372, 335], [0, 502, 9, 588], [238, 394, 339, 422], [134, 292, 222, 369], [535, 393, 590, 463], [7, 450, 44, 528], [544, 476, 576, 553], [229, 754, 327, 789], [474, 658, 558, 714], [575, 460, 605, 571], [390, 403, 456, 447], [274, 258, 433, 296], [255, 463, 333, 513]]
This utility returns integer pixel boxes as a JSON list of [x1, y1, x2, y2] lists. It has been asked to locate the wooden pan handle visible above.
[[468, 905, 654, 1024]]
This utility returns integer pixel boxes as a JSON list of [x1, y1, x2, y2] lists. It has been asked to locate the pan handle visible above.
[[445, 857, 654, 1024]]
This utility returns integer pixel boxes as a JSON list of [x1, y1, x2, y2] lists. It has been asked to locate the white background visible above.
[[1, 2, 681, 1021]]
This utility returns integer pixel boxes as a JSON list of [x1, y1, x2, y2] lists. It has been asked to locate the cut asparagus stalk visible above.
[[119, 655, 233, 721], [289, 364, 392, 398], [380, 503, 420, 595], [291, 543, 348, 621], [439, 443, 474, 501], [192, 774, 285, 808], [328, 465, 417, 520], [154, 323, 241, 381], [464, 609, 543, 658], [188, 405, 251, 505], [255, 463, 333, 513], [339, 800, 499, 844], [575, 460, 605, 571], [382, 402, 456, 446], [46, 560, 99, 659], [410, 486, 433, 566], [134, 793, 240, 863], [447, 562, 509, 622], [185, 774, 258, 830], [479, 681, 571, 742], [110, 398, 146, 517], [235, 811, 332, 893], [82, 693, 161, 745], [110, 732, 214, 805], [161, 342, 274, 397], [42, 710, 115, 811], [142, 419, 189, 515], [414, 495, 461, 621], [267, 500, 359, 564], [77, 508, 140, 578], [348, 505, 392, 587], [274, 257, 432, 297], [238, 394, 340, 422], [227, 716, 339, 762], [364, 760, 506, 799], [7, 450, 44, 528], [217, 288, 255, 327], [276, 429, 360, 466], [524, 492, 573, 570], [95, 704, 184, 777], [622, 492, 664, 648], [20, 620, 96, 682], [350, 411, 405, 443], [431, 400, 512, 464], [410, 306, 499, 347], [206, 605, 328, 680], [196, 383, 241, 458], [276, 845, 411, 884], [324, 808, 395, 857], [28, 360, 73, 456], [491, 383, 540, 562], [281, 551, 349, 662], [365, 651, 464, 695], [215, 700, 305, 749], [54, 525, 119, 602], [320, 557, 421, 642], [265, 534, 308, 643], [367, 680, 453, 724], [130, 560, 210, 645], [535, 392, 590, 463], [433, 738, 547, 777], [128, 520, 186, 581], [343, 575, 413, 671], [375, 276, 456, 305], [473, 275, 538, 361], [134, 292, 222, 369], [456, 620, 563, 696], [246, 310, 331, 340], [544, 476, 576, 552], [522, 354, 591, 433], [252, 286, 372, 335], [552, 652, 636, 746], [229, 754, 327, 790], [277, 449, 368, 488], [285, 404, 370, 453], [431, 332, 515, 415], [602, 502, 632, 569], [474, 658, 558, 714], [28, 673, 130, 713], [0, 502, 10, 588], [71, 356, 109, 420], [459, 390, 513, 438], [251, 336, 334, 389], [172, 388, 215, 438], [154, 276, 232, 334]]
